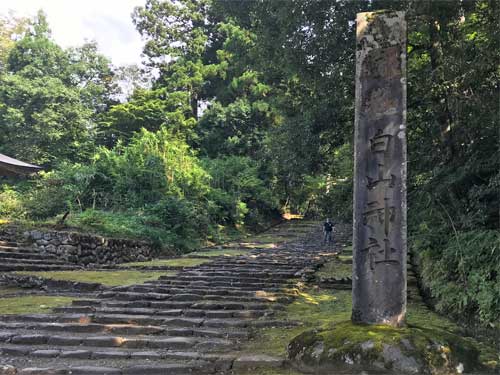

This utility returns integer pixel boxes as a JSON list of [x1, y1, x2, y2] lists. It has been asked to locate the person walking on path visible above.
[[323, 218, 334, 244]]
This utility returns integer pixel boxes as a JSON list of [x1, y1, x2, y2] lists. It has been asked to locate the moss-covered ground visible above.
[[315, 260, 352, 280], [0, 295, 75, 314], [14, 270, 176, 286], [242, 284, 499, 372], [120, 258, 210, 268]]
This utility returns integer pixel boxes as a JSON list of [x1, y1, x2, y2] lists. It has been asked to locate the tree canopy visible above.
[[0, 1, 498, 327]]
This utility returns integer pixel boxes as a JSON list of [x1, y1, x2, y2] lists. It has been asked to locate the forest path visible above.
[[0, 219, 337, 374]]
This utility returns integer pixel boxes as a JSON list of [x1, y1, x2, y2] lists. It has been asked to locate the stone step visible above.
[[138, 282, 293, 292], [73, 299, 284, 312], [0, 331, 235, 352], [0, 263, 80, 272], [0, 250, 54, 260], [98, 291, 291, 304], [187, 268, 303, 275], [0, 349, 221, 374], [0, 313, 292, 329], [158, 274, 293, 284], [52, 306, 274, 319], [0, 241, 19, 247], [139, 283, 292, 294], [179, 270, 294, 279], [191, 265, 301, 272], [0, 256, 69, 265], [0, 321, 248, 339]]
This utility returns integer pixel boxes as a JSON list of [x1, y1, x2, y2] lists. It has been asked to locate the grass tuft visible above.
[[14, 270, 175, 286], [0, 295, 75, 314]]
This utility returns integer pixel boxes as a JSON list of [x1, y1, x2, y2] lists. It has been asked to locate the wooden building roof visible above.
[[0, 153, 42, 176]]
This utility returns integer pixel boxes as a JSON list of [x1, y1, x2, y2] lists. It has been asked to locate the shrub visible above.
[[0, 185, 24, 219], [418, 230, 499, 326]]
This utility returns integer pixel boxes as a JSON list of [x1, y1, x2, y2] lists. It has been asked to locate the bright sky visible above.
[[0, 0, 145, 67]]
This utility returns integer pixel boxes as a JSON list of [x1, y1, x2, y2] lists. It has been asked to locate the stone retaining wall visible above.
[[24, 230, 158, 266]]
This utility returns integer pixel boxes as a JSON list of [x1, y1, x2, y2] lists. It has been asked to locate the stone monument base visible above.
[[287, 321, 483, 374]]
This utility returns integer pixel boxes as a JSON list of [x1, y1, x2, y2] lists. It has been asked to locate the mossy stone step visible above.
[[1, 332, 234, 352], [0, 313, 289, 330], [0, 321, 248, 339], [73, 299, 285, 312], [0, 264, 81, 272], [107, 286, 289, 298], [0, 250, 55, 260], [98, 291, 291, 304], [0, 355, 218, 374], [157, 274, 294, 284], [53, 306, 273, 319], [178, 270, 293, 279], [137, 283, 291, 294], [0, 257, 69, 266], [123, 280, 291, 289]]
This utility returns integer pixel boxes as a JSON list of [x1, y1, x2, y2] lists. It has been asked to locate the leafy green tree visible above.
[[133, 0, 220, 119], [0, 12, 29, 72], [0, 11, 117, 166]]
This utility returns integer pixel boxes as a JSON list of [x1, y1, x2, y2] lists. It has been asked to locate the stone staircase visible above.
[[0, 222, 331, 374], [0, 239, 81, 272]]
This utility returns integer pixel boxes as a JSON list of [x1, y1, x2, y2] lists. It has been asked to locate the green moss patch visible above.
[[316, 260, 352, 280], [185, 249, 250, 257], [15, 270, 175, 286], [244, 285, 498, 373], [288, 320, 485, 374], [121, 258, 209, 268], [242, 289, 352, 357], [0, 295, 75, 314]]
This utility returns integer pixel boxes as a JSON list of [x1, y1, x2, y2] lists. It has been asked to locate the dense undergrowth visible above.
[[0, 129, 280, 251]]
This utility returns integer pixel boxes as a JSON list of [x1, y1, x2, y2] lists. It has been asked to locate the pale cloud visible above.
[[0, 0, 146, 66]]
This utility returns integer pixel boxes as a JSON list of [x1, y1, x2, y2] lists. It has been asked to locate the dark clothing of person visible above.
[[323, 221, 334, 244]]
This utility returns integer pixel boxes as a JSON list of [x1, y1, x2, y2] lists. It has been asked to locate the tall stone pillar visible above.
[[352, 11, 407, 327]]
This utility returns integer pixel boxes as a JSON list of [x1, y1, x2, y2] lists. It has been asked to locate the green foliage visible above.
[[0, 11, 117, 167], [22, 163, 98, 219], [0, 185, 24, 218], [417, 230, 499, 326], [0, 12, 29, 72], [93, 128, 210, 208], [203, 156, 279, 228]]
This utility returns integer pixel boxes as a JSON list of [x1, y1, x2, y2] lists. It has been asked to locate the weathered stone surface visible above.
[[92, 350, 131, 359], [17, 368, 67, 375], [11, 334, 48, 345], [31, 349, 60, 358], [233, 354, 284, 369], [24, 229, 162, 266], [130, 351, 162, 359], [0, 365, 16, 375], [352, 10, 407, 326], [122, 364, 203, 374], [59, 350, 91, 359], [148, 337, 196, 349], [70, 367, 121, 375]]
